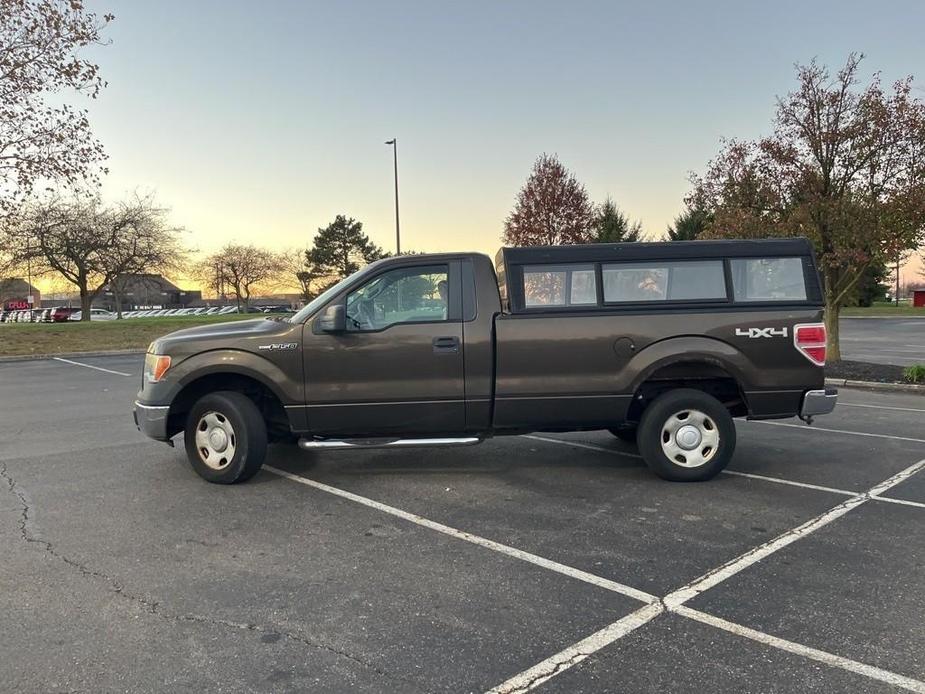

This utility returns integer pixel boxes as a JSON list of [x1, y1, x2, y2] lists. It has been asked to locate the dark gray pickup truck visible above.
[[135, 238, 836, 484]]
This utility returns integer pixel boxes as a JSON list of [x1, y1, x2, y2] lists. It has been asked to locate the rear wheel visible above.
[[184, 391, 267, 484], [637, 389, 735, 482]]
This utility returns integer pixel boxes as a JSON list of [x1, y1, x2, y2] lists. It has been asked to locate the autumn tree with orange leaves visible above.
[[689, 54, 925, 359], [503, 154, 596, 247]]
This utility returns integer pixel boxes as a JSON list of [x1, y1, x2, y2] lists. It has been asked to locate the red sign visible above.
[[4, 299, 29, 310]]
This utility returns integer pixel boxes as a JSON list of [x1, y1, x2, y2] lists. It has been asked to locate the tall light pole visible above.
[[385, 138, 400, 254]]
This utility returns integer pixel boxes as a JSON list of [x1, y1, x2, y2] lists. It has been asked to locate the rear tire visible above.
[[184, 391, 267, 484], [637, 389, 735, 482]]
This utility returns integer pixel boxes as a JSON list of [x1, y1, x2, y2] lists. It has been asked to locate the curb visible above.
[[0, 348, 145, 363], [840, 315, 925, 319], [825, 377, 925, 395]]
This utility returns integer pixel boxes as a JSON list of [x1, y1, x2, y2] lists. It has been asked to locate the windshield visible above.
[[288, 267, 367, 324]]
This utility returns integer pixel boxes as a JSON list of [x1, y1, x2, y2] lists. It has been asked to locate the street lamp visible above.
[[385, 138, 401, 254]]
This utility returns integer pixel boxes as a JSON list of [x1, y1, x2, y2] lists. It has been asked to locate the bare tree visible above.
[[1, 1, 114, 217], [199, 244, 285, 312], [103, 199, 188, 317], [3, 194, 187, 319]]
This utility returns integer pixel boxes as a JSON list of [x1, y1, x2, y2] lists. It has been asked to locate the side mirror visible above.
[[318, 303, 346, 332]]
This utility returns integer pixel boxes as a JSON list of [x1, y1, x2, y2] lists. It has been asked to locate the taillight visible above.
[[794, 323, 826, 365]]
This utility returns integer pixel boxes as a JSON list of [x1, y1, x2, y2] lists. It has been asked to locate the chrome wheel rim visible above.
[[660, 408, 719, 468], [194, 411, 236, 470]]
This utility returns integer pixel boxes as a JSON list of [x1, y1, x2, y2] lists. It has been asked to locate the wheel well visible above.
[[626, 361, 748, 423], [167, 373, 291, 441]]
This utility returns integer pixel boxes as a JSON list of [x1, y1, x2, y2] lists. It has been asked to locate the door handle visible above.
[[432, 336, 459, 353]]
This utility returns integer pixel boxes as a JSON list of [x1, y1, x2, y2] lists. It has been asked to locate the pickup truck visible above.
[[134, 238, 837, 484]]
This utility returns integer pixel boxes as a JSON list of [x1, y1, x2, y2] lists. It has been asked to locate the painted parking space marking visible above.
[[268, 451, 925, 694], [838, 402, 925, 414], [527, 431, 925, 510], [675, 606, 925, 694], [51, 357, 132, 377], [522, 434, 641, 458], [747, 419, 925, 445], [662, 458, 925, 607], [264, 465, 658, 604], [485, 602, 665, 694], [722, 469, 856, 496], [488, 457, 925, 692]]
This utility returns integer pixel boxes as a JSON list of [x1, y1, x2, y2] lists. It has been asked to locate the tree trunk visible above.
[[79, 285, 91, 321], [824, 299, 841, 362], [112, 285, 123, 319]]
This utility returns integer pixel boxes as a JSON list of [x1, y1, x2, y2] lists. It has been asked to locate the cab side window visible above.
[[346, 265, 449, 331]]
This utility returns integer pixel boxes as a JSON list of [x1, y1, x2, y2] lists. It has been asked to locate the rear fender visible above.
[[622, 336, 751, 395]]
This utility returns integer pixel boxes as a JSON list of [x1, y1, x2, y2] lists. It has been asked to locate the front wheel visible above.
[[184, 391, 267, 484], [637, 389, 735, 482]]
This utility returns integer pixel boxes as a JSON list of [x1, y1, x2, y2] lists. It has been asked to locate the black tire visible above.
[[608, 426, 638, 444], [184, 391, 267, 484], [637, 388, 735, 482]]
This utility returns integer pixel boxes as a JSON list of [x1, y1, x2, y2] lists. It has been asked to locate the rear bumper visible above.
[[133, 401, 171, 441], [800, 387, 838, 418]]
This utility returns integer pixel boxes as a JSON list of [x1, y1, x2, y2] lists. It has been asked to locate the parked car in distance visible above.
[[45, 307, 79, 323], [135, 238, 837, 486], [69, 308, 117, 321]]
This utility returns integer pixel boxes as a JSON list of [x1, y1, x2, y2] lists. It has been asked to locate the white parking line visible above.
[[872, 495, 925, 510], [522, 434, 641, 458], [485, 602, 664, 694], [747, 419, 925, 445], [839, 402, 925, 414], [721, 470, 855, 496], [675, 606, 925, 694], [52, 357, 132, 377], [671, 459, 924, 606], [526, 434, 924, 510], [268, 452, 925, 694], [489, 457, 925, 692], [263, 465, 657, 604]]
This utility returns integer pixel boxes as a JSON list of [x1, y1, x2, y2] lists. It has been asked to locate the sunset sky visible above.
[[81, 0, 924, 284]]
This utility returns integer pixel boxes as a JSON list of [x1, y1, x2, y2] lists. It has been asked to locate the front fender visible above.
[[167, 348, 303, 406]]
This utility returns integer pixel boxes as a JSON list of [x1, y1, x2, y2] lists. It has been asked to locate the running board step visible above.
[[298, 436, 482, 451]]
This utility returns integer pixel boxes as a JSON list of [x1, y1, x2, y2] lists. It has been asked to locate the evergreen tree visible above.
[[306, 215, 385, 283], [595, 198, 642, 243], [666, 206, 710, 241]]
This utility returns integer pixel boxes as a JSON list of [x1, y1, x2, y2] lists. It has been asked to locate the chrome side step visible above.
[[298, 436, 482, 451]]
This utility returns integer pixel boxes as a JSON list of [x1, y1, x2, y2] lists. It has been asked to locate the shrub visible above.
[[903, 364, 925, 384]]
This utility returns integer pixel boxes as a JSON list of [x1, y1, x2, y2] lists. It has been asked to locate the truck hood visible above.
[[150, 318, 301, 359]]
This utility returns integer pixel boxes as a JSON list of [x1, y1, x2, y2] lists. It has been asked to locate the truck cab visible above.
[[135, 238, 836, 484]]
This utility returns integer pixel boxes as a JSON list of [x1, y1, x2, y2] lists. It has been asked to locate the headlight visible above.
[[144, 353, 172, 383]]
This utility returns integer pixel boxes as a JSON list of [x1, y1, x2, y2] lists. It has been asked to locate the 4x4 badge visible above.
[[258, 342, 299, 351], [735, 327, 788, 338]]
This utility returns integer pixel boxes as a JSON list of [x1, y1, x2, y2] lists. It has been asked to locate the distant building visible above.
[[98, 274, 202, 311], [0, 278, 41, 310]]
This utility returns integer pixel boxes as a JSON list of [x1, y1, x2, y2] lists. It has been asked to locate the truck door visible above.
[[301, 261, 465, 436]]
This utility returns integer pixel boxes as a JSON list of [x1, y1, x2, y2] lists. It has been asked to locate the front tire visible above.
[[637, 389, 735, 482], [184, 391, 267, 484]]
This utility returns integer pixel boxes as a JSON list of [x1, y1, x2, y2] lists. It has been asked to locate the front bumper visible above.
[[133, 401, 171, 441], [800, 387, 838, 418]]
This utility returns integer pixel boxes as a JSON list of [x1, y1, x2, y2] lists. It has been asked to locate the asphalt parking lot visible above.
[[1, 354, 924, 693], [841, 317, 925, 365]]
